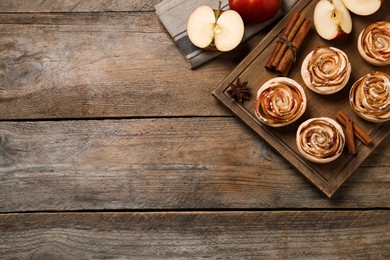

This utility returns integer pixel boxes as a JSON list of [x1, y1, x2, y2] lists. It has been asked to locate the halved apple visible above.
[[314, 0, 352, 40], [187, 5, 244, 52], [341, 0, 382, 16]]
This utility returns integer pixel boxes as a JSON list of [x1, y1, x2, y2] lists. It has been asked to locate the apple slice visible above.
[[187, 5, 244, 52], [341, 0, 382, 16], [314, 0, 352, 40]]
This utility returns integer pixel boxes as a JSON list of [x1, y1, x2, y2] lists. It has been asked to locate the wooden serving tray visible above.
[[212, 0, 390, 198]]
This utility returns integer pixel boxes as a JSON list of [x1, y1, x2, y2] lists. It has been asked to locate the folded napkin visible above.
[[155, 0, 298, 69]]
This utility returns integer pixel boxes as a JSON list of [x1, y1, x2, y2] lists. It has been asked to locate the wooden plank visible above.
[[0, 0, 162, 12], [0, 118, 389, 212], [0, 12, 244, 120], [1, 211, 390, 258]]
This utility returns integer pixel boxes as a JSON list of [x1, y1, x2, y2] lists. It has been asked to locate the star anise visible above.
[[226, 77, 250, 103]]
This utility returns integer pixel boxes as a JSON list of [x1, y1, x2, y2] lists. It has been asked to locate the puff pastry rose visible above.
[[301, 46, 351, 95], [296, 117, 345, 163], [357, 21, 390, 66], [349, 71, 390, 123], [254, 77, 307, 127]]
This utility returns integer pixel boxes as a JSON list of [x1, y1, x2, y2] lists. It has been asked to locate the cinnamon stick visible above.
[[265, 11, 299, 70], [335, 111, 373, 146], [270, 12, 306, 70], [275, 18, 312, 76], [346, 118, 357, 154]]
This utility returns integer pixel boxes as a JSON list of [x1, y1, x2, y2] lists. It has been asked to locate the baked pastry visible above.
[[357, 21, 390, 66], [301, 46, 351, 95], [349, 71, 390, 123], [254, 77, 306, 127], [296, 117, 345, 164]]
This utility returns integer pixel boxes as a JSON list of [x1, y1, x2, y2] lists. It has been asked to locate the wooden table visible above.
[[1, 1, 389, 258]]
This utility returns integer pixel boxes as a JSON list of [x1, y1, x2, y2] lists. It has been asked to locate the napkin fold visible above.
[[155, 0, 298, 69]]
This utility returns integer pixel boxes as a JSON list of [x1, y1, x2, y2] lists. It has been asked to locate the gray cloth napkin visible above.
[[155, 0, 297, 69]]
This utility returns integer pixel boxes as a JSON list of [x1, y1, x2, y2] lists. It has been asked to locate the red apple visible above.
[[341, 0, 382, 16], [314, 0, 352, 40], [187, 5, 244, 52], [229, 0, 281, 24]]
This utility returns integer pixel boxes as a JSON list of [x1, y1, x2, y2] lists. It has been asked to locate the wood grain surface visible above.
[[0, 11, 260, 119], [0, 0, 162, 12], [0, 119, 388, 212], [0, 0, 389, 258], [1, 211, 390, 258]]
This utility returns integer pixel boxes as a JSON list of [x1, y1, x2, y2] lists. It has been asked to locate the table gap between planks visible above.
[[0, 0, 389, 258]]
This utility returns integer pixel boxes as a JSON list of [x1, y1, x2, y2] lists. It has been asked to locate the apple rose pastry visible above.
[[254, 77, 306, 127], [349, 71, 390, 123], [357, 21, 390, 66], [296, 117, 345, 163], [301, 46, 351, 95]]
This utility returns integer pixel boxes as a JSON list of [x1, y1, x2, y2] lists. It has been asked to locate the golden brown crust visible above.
[[301, 46, 351, 95], [254, 77, 307, 127], [349, 71, 390, 123], [296, 117, 345, 163], [357, 21, 390, 66]]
